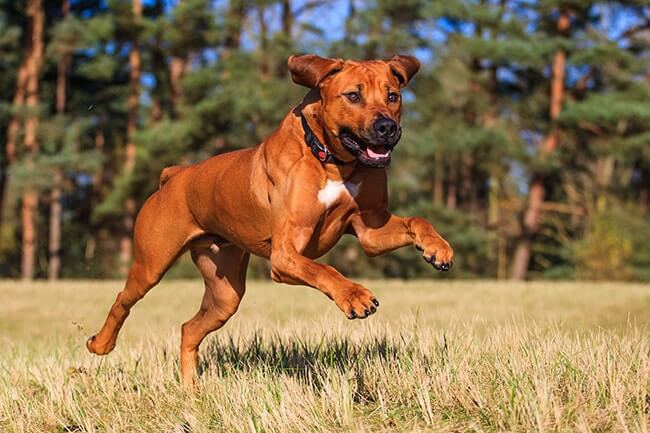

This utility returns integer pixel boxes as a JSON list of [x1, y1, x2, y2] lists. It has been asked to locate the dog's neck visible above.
[[294, 90, 356, 161], [300, 113, 347, 165], [297, 109, 360, 179]]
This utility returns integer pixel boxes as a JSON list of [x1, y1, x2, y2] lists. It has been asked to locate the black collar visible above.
[[300, 114, 348, 165]]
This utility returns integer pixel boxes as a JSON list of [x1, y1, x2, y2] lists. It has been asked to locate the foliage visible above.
[[573, 205, 650, 280], [0, 0, 649, 280]]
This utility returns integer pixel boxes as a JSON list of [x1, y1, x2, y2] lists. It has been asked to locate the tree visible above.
[[511, 7, 570, 280], [47, 0, 71, 280], [0, 0, 28, 256], [119, 0, 142, 276], [20, 0, 44, 280], [0, 0, 649, 281]]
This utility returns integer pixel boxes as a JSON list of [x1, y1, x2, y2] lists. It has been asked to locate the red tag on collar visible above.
[[318, 150, 327, 161]]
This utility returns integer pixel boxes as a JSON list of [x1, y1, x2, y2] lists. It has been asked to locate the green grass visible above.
[[1, 280, 649, 432]]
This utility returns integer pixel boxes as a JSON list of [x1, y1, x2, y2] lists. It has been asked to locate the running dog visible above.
[[87, 54, 454, 385]]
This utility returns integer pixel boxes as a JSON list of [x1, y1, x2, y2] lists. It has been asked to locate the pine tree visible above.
[[19, 0, 44, 280], [46, 0, 70, 280], [0, 0, 648, 280], [511, 6, 570, 280], [0, 1, 25, 258], [119, 0, 142, 276]]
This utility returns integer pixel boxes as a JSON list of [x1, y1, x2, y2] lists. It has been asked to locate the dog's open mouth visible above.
[[340, 131, 392, 167]]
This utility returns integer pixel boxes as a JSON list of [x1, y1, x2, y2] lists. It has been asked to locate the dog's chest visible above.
[[302, 180, 360, 259], [317, 180, 360, 209]]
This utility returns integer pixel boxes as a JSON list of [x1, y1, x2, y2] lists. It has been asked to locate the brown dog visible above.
[[87, 54, 454, 385]]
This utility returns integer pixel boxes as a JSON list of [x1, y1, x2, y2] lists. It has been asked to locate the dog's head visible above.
[[289, 54, 420, 168]]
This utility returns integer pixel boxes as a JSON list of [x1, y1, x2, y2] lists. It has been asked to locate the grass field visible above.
[[1, 279, 649, 432]]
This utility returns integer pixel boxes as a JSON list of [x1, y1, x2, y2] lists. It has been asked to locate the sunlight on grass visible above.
[[1, 280, 649, 432]]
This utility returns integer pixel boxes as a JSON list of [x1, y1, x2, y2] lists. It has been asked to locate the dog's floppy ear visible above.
[[288, 54, 344, 88], [386, 55, 420, 87]]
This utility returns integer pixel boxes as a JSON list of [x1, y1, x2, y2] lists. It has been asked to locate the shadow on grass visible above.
[[198, 332, 424, 395]]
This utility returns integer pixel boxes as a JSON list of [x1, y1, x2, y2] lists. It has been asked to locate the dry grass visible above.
[[0, 279, 649, 432]]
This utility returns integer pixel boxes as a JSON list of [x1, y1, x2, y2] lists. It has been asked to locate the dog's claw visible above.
[[372, 298, 379, 307], [420, 237, 453, 272], [424, 251, 453, 271], [338, 285, 378, 320], [432, 261, 452, 271]]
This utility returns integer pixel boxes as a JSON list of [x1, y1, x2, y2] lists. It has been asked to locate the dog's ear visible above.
[[288, 54, 344, 88], [386, 55, 420, 87]]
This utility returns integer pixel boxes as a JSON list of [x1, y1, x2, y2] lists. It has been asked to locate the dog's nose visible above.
[[373, 117, 398, 139]]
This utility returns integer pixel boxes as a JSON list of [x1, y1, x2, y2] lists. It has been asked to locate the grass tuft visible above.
[[0, 280, 649, 432]]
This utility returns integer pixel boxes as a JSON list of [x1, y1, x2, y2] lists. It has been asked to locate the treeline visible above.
[[0, 0, 649, 281]]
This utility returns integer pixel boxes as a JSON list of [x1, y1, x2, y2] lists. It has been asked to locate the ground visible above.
[[0, 279, 649, 432]]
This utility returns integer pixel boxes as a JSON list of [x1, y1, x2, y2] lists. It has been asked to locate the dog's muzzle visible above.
[[340, 117, 401, 168]]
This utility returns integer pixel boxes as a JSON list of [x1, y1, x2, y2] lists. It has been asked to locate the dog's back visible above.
[[159, 165, 186, 189]]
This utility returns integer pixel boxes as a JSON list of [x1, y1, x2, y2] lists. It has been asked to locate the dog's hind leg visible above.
[[87, 192, 201, 356], [180, 240, 249, 386]]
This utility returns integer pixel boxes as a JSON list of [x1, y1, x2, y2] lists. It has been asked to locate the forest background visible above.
[[1, 0, 649, 281]]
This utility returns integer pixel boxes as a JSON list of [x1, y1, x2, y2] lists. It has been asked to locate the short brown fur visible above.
[[87, 54, 453, 386]]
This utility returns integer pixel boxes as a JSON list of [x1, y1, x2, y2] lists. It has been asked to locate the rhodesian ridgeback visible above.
[[87, 54, 454, 385]]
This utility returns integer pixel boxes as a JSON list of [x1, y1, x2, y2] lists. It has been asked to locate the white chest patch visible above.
[[318, 180, 360, 208]]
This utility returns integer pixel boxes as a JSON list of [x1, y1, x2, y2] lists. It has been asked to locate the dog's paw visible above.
[[334, 285, 379, 320], [418, 236, 454, 271], [86, 335, 115, 355]]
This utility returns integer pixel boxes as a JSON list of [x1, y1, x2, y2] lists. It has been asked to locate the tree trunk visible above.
[[150, 52, 163, 123], [487, 176, 506, 279], [92, 126, 105, 197], [21, 0, 45, 280], [23, 0, 44, 155], [483, 65, 502, 277], [511, 10, 569, 280], [460, 153, 476, 211], [433, 152, 444, 205], [257, 3, 269, 79], [120, 0, 142, 276], [21, 191, 38, 280], [6, 64, 28, 166], [282, 0, 293, 38], [149, 0, 164, 123], [274, 0, 293, 77], [168, 0, 186, 116], [0, 171, 9, 231], [48, 0, 70, 281], [48, 172, 63, 279], [0, 46, 29, 226], [85, 126, 105, 262], [446, 157, 458, 210], [169, 55, 187, 117], [224, 0, 245, 57], [595, 156, 614, 188]]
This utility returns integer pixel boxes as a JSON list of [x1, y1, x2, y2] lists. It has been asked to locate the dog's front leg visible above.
[[270, 221, 379, 319], [350, 211, 454, 271]]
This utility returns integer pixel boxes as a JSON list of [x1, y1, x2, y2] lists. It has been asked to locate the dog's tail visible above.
[[159, 165, 186, 189]]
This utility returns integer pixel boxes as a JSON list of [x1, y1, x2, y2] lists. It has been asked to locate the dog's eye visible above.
[[344, 92, 361, 103], [388, 92, 400, 103]]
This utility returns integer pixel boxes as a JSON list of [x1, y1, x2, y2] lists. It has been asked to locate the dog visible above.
[[87, 54, 454, 385]]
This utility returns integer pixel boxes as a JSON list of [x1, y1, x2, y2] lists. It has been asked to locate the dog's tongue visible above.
[[366, 146, 390, 159]]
